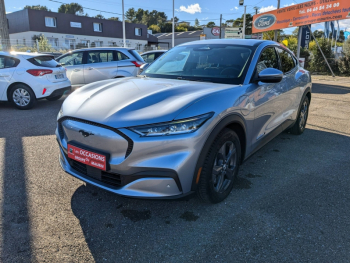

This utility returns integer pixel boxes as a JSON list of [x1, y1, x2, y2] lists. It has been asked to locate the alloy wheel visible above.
[[299, 100, 308, 129], [13, 88, 31, 107], [212, 141, 237, 193]]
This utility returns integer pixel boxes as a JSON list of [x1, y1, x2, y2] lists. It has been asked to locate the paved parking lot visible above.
[[0, 78, 350, 262]]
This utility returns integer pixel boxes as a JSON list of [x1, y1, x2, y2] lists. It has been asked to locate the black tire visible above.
[[197, 128, 241, 203], [46, 94, 63, 101], [9, 84, 36, 110], [289, 96, 310, 135]]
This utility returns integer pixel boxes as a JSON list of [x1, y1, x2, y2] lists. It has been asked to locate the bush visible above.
[[308, 38, 337, 74], [338, 38, 350, 76]]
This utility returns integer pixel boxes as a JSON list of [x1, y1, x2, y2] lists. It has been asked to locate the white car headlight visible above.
[[57, 106, 64, 120], [129, 112, 214, 137]]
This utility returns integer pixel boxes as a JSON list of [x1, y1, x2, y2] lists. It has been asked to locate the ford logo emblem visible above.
[[254, 14, 277, 30]]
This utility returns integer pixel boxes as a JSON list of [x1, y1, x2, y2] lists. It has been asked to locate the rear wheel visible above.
[[289, 96, 309, 135], [197, 128, 241, 203], [46, 94, 63, 101], [9, 84, 36, 110]]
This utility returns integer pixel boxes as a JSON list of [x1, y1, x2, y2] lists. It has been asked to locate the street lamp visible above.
[[253, 6, 259, 15], [239, 1, 246, 39]]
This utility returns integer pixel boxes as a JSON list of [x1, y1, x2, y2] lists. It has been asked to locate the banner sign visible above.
[[300, 25, 311, 49], [252, 0, 350, 33]]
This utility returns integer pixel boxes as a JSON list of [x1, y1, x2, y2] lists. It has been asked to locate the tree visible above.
[[263, 30, 283, 41], [313, 30, 324, 39], [338, 37, 350, 75], [175, 26, 187, 32], [125, 8, 136, 22], [161, 23, 172, 33], [108, 17, 120, 21], [170, 16, 179, 23], [58, 3, 84, 15], [233, 14, 253, 35], [309, 38, 336, 74], [206, 21, 216, 28], [195, 18, 200, 28], [24, 5, 51, 11], [94, 14, 105, 19], [148, 24, 161, 34]]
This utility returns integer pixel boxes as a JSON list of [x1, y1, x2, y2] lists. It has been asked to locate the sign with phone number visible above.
[[252, 0, 350, 33]]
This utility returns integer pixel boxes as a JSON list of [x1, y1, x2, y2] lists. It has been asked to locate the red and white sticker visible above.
[[67, 144, 107, 171]]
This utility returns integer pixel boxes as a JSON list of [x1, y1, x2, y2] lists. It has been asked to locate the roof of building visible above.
[[154, 31, 203, 40]]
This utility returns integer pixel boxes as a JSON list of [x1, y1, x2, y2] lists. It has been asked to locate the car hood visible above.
[[62, 77, 236, 128]]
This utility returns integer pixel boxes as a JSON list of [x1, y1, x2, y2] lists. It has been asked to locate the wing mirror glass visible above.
[[255, 68, 283, 83]]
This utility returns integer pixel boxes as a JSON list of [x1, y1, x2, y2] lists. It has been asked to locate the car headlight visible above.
[[57, 106, 63, 120], [129, 112, 214, 137]]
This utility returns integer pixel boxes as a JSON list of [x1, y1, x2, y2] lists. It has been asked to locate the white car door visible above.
[[57, 52, 85, 86], [84, 50, 118, 84], [0, 56, 18, 100]]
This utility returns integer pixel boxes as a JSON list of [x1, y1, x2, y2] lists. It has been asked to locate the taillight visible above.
[[131, 61, 143, 67], [26, 69, 53, 76]]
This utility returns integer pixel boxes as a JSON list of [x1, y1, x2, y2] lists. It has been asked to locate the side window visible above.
[[256, 47, 279, 74], [143, 53, 155, 63], [0, 56, 19, 69], [87, 51, 116, 64], [117, 52, 129, 61], [58, 52, 83, 66], [276, 48, 296, 73]]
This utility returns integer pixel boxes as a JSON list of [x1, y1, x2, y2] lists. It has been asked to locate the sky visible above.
[[5, 0, 350, 34]]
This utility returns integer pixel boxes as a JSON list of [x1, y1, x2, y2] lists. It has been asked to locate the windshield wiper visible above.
[[177, 76, 213, 83]]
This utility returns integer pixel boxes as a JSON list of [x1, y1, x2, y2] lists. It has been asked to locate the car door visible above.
[[249, 46, 288, 147], [275, 47, 300, 128], [0, 56, 19, 100], [57, 52, 84, 86], [83, 50, 118, 84]]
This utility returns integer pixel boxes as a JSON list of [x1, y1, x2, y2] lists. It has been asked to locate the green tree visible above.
[[263, 30, 283, 41], [338, 37, 350, 75], [175, 26, 187, 32], [125, 8, 136, 22], [206, 21, 216, 28], [108, 17, 120, 21], [148, 24, 161, 34], [313, 30, 324, 39], [94, 14, 105, 19], [161, 23, 173, 33], [309, 38, 336, 74], [233, 14, 253, 35], [24, 5, 51, 11], [58, 3, 84, 15], [195, 18, 200, 28]]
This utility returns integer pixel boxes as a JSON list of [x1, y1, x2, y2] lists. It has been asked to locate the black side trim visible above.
[[58, 116, 134, 158], [47, 86, 71, 99], [191, 114, 247, 192]]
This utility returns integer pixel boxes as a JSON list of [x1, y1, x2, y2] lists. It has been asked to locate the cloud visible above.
[[283, 3, 296, 7], [179, 3, 201, 14], [235, 6, 238, 10], [230, 7, 239, 11], [259, 5, 277, 13]]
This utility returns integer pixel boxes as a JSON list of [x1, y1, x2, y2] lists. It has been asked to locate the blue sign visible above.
[[254, 14, 277, 30], [300, 25, 311, 49]]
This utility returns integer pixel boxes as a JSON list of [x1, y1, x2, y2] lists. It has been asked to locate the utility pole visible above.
[[274, 0, 280, 42], [243, 6, 246, 39], [0, 0, 10, 51], [122, 0, 126, 48], [219, 14, 222, 39], [172, 0, 175, 48]]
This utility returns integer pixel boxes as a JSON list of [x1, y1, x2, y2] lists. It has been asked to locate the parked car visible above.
[[57, 39, 312, 203], [56, 48, 145, 87], [0, 52, 71, 110], [141, 50, 167, 63]]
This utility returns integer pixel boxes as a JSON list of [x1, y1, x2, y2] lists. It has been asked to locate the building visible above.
[[154, 31, 203, 47], [6, 9, 155, 51]]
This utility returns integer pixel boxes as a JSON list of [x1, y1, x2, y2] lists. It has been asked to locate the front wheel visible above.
[[9, 84, 36, 110], [289, 96, 310, 135], [197, 128, 241, 203]]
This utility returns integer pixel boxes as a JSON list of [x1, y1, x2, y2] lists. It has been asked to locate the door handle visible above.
[[73, 69, 81, 72], [0, 74, 9, 77]]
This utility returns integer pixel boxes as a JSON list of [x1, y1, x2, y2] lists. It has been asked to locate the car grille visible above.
[[58, 123, 64, 138], [69, 159, 122, 188]]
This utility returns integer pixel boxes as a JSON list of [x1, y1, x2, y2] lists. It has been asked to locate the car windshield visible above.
[[142, 44, 255, 84]]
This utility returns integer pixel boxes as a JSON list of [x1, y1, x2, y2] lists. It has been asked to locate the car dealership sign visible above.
[[253, 0, 350, 33], [211, 27, 220, 36]]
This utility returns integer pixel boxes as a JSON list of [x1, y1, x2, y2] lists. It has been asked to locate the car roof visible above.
[[0, 51, 53, 58], [179, 39, 269, 47], [69, 47, 134, 52], [141, 50, 167, 55]]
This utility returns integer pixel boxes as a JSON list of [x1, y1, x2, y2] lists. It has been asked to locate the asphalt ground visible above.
[[0, 79, 349, 262]]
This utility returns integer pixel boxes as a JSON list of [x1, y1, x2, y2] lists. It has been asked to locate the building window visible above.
[[65, 39, 76, 49], [45, 17, 56, 27], [81, 40, 89, 47], [135, 28, 142, 36], [48, 38, 59, 47], [94, 41, 103, 47], [93, 23, 102, 32], [70, 22, 82, 28], [108, 41, 116, 47]]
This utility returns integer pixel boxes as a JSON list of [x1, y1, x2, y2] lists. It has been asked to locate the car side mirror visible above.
[[255, 68, 283, 83], [139, 63, 150, 73]]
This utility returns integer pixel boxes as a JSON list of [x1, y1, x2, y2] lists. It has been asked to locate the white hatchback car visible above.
[[0, 52, 71, 110]]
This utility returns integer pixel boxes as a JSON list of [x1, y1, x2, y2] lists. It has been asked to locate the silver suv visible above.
[[56, 47, 145, 87]]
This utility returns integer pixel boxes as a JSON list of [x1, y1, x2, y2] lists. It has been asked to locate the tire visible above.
[[46, 94, 63, 101], [197, 128, 241, 203], [9, 84, 36, 110], [289, 96, 310, 135]]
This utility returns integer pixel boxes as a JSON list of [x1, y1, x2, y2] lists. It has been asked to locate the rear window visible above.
[[127, 50, 144, 62], [28, 56, 60, 68]]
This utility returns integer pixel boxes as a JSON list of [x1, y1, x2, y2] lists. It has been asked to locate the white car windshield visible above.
[[142, 44, 255, 84]]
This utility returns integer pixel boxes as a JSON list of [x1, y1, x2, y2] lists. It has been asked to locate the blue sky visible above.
[[5, 0, 350, 34]]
